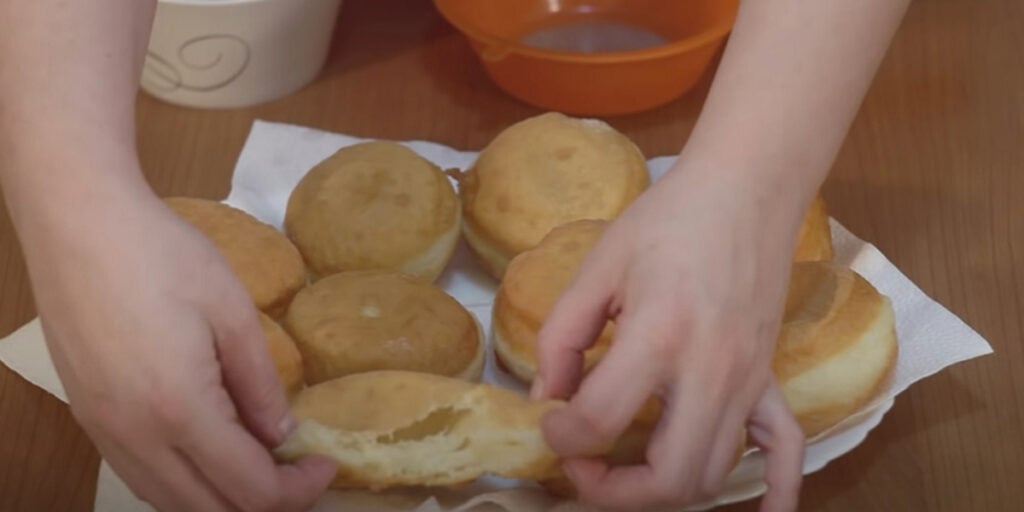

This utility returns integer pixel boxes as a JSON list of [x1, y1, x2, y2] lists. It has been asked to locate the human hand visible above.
[[532, 163, 807, 511], [22, 191, 334, 511]]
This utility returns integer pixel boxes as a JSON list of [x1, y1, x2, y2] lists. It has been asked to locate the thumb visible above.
[[277, 455, 339, 511], [533, 246, 619, 401], [210, 291, 295, 449]]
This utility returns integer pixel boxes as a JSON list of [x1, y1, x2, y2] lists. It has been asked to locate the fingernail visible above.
[[310, 455, 338, 474], [530, 376, 546, 401], [563, 459, 583, 484], [278, 414, 296, 439]]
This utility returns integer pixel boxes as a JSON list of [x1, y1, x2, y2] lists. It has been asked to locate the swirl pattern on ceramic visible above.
[[142, 34, 251, 93]]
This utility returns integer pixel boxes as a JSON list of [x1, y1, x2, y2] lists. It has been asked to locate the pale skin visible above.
[[0, 1, 910, 511]]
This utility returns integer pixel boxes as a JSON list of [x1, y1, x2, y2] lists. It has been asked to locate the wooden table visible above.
[[2, 0, 1021, 510]]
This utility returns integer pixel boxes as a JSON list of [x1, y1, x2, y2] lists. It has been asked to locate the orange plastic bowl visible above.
[[434, 0, 739, 116]]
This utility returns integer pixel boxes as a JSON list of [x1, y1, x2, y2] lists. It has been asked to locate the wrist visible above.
[[656, 150, 816, 256], [3, 148, 156, 256], [681, 129, 827, 197], [668, 143, 821, 220]]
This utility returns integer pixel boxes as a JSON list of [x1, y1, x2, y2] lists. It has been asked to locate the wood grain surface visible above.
[[1, 0, 1021, 510]]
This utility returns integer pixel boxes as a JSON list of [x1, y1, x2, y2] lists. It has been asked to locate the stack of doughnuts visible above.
[[167, 111, 896, 495], [165, 139, 481, 400], [453, 112, 651, 279]]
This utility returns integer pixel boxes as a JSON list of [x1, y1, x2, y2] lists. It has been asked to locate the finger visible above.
[[107, 445, 233, 512], [567, 379, 723, 510], [94, 448, 174, 511], [87, 426, 219, 512], [701, 376, 767, 495], [210, 291, 294, 448], [572, 359, 738, 509], [563, 457, 658, 511], [181, 400, 335, 512], [700, 407, 750, 497], [541, 315, 661, 457], [275, 455, 339, 511], [748, 383, 804, 512], [168, 450, 237, 512], [533, 246, 619, 400]]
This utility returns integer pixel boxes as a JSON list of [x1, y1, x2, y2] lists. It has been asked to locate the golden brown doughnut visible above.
[[258, 312, 304, 395], [285, 141, 460, 281], [164, 197, 306, 317], [455, 112, 650, 280], [794, 195, 834, 262], [284, 271, 484, 384], [493, 219, 612, 382], [274, 371, 562, 490]]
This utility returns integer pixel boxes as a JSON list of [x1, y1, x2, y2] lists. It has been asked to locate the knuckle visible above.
[[239, 484, 282, 512], [645, 331, 680, 360], [652, 485, 687, 506], [784, 422, 808, 449], [651, 468, 694, 504], [575, 407, 621, 444], [244, 381, 288, 435], [221, 467, 284, 512], [774, 409, 806, 446], [782, 425, 806, 454], [253, 376, 285, 410], [700, 473, 727, 499], [148, 387, 190, 436]]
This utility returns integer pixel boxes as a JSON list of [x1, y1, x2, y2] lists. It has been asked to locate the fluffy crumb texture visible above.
[[274, 371, 563, 490], [775, 261, 898, 437]]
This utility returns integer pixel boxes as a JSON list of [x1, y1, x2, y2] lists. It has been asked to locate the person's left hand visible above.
[[532, 160, 808, 511]]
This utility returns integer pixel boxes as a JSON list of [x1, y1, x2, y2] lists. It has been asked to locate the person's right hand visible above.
[[20, 189, 335, 511]]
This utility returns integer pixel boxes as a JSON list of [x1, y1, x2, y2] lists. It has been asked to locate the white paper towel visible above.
[[0, 120, 993, 512]]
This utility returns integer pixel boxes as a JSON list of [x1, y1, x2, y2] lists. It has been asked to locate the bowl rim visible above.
[[432, 0, 738, 63]]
